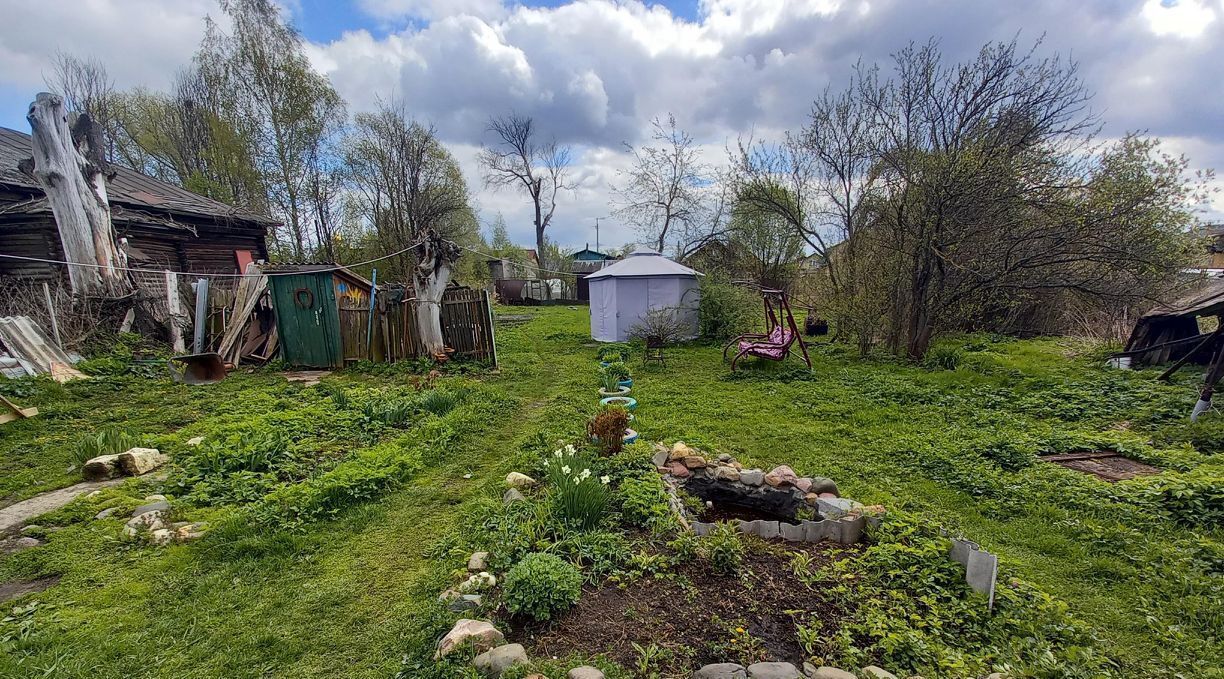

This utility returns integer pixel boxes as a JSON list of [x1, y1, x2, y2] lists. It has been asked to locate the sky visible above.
[[0, 0, 1222, 252]]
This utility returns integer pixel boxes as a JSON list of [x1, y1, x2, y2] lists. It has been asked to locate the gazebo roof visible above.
[[585, 248, 702, 279]]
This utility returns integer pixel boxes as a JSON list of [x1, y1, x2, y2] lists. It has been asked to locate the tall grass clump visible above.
[[72, 426, 138, 467], [544, 445, 609, 529]]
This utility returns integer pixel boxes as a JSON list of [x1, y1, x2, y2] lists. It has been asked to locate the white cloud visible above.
[[1, 0, 1221, 250], [1141, 0, 1217, 38]]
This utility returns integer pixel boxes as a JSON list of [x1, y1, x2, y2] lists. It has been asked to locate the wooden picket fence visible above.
[[337, 287, 496, 365]]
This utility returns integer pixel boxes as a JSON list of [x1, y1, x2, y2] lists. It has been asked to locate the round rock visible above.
[[568, 666, 605, 679], [472, 642, 528, 677], [694, 663, 747, 679], [747, 662, 801, 678], [807, 667, 857, 679]]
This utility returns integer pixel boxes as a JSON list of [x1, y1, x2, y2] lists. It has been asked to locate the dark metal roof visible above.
[[0, 126, 278, 227]]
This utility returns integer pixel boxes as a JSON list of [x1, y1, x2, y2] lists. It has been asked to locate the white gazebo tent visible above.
[[587, 248, 702, 342]]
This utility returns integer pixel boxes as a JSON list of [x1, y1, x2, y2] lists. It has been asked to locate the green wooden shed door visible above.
[[270, 273, 343, 368]]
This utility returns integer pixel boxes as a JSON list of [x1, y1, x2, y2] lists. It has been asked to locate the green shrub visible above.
[[923, 344, 964, 370], [1132, 468, 1224, 529], [617, 474, 672, 528], [596, 343, 630, 362], [72, 426, 139, 467], [419, 388, 460, 417], [544, 446, 609, 529], [698, 278, 757, 340], [503, 552, 583, 621], [601, 361, 630, 381], [702, 521, 744, 574]]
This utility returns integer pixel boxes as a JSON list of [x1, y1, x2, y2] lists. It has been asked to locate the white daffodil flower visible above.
[[600, 475, 610, 484], [561, 465, 571, 474]]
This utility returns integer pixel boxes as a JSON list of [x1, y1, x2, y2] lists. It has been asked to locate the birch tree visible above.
[[198, 0, 346, 258]]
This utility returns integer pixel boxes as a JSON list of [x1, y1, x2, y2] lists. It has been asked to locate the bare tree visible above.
[[45, 52, 118, 161], [344, 102, 474, 355], [479, 114, 571, 256], [612, 114, 709, 253]]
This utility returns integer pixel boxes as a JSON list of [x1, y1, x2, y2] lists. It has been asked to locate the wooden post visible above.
[[366, 268, 378, 357], [26, 93, 129, 297], [164, 270, 186, 354], [40, 281, 61, 347]]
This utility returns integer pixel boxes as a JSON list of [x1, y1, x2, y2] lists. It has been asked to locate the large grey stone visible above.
[[861, 667, 897, 679], [473, 642, 528, 676], [568, 666, 605, 679], [739, 469, 764, 486], [117, 448, 167, 476], [746, 662, 802, 678], [468, 551, 489, 571], [132, 500, 169, 517], [816, 496, 861, 520], [807, 668, 856, 679], [503, 488, 526, 505], [435, 619, 504, 659], [694, 663, 747, 679], [681, 475, 806, 520], [82, 454, 121, 481], [832, 516, 866, 544], [95, 507, 119, 520], [809, 477, 838, 495], [651, 446, 670, 468]]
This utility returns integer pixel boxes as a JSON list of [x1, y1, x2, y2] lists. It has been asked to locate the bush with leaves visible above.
[[701, 521, 745, 574], [601, 361, 631, 381], [596, 343, 631, 363], [698, 277, 758, 340], [617, 473, 673, 529], [72, 426, 139, 467], [503, 552, 583, 621]]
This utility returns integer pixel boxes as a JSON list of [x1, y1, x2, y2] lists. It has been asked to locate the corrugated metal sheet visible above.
[[0, 315, 75, 376]]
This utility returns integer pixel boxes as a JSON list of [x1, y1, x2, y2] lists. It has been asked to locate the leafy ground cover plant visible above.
[[597, 343, 631, 363], [503, 552, 583, 621], [71, 426, 139, 467]]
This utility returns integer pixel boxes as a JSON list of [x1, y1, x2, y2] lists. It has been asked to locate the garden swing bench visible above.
[[722, 289, 812, 371]]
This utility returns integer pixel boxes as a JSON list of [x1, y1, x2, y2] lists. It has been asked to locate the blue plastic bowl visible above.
[[600, 396, 637, 411]]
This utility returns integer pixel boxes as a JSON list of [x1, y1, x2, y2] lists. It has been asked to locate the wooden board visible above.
[[1041, 452, 1161, 482]]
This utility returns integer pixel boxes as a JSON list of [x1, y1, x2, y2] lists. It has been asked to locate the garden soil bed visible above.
[[507, 539, 862, 675]]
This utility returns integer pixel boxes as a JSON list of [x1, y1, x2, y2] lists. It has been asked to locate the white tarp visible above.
[[587, 249, 701, 342]]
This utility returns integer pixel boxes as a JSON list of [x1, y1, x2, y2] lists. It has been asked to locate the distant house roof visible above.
[[586, 247, 702, 279], [0, 126, 278, 227], [570, 246, 615, 261]]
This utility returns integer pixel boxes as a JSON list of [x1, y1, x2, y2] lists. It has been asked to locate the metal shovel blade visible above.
[[168, 352, 227, 385]]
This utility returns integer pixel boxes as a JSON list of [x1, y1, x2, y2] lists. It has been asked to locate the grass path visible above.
[[0, 308, 582, 678]]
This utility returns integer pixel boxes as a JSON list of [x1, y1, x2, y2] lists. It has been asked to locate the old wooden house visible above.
[[0, 126, 275, 282]]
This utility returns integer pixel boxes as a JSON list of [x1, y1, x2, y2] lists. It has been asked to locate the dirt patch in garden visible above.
[[1040, 451, 1160, 482], [507, 539, 861, 674], [0, 575, 60, 603]]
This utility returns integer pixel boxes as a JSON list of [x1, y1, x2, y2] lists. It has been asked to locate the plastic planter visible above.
[[622, 428, 639, 444], [600, 396, 637, 411], [598, 386, 630, 397], [617, 378, 633, 388]]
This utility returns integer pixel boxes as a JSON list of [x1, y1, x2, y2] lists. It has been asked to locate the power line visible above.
[[0, 242, 422, 279]]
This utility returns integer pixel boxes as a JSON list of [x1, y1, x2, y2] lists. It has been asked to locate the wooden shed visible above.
[[265, 265, 373, 369], [0, 126, 275, 281]]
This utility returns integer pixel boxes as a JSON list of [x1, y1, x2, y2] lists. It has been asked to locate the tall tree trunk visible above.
[[412, 231, 461, 357], [27, 92, 130, 297]]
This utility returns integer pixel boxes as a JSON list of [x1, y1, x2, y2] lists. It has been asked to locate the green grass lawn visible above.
[[0, 306, 1220, 678]]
